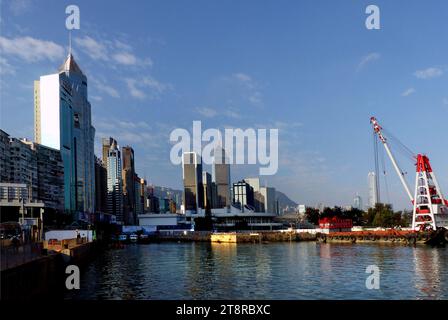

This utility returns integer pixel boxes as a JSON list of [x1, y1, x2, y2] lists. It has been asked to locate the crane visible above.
[[370, 117, 448, 231]]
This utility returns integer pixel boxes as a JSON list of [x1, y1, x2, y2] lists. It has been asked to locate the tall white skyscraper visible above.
[[107, 142, 123, 222], [34, 54, 96, 214], [353, 194, 363, 210], [368, 172, 378, 208]]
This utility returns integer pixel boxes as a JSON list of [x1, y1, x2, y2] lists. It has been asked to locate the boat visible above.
[[129, 234, 138, 242], [118, 234, 128, 242]]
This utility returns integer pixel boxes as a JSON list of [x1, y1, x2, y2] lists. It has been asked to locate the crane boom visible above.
[[370, 116, 448, 231], [370, 117, 414, 203]]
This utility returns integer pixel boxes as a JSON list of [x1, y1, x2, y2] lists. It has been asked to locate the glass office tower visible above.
[[212, 146, 231, 208], [182, 152, 204, 213], [34, 54, 96, 215]]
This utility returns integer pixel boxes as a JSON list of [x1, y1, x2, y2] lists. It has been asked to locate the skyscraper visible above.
[[353, 194, 362, 210], [182, 152, 203, 213], [232, 180, 255, 212], [202, 171, 213, 213], [106, 141, 123, 222], [212, 146, 230, 208], [353, 194, 363, 211], [102, 137, 117, 167], [122, 146, 137, 225], [245, 177, 265, 212], [368, 172, 378, 208], [1, 131, 64, 210], [94, 156, 107, 213], [0, 130, 10, 182], [34, 54, 95, 214], [260, 186, 276, 214]]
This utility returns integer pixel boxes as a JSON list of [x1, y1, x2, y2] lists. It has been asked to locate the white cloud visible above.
[[195, 106, 242, 119], [233, 73, 252, 83], [414, 67, 443, 79], [196, 107, 218, 118], [91, 95, 103, 102], [112, 52, 137, 65], [229, 72, 263, 106], [248, 92, 262, 104], [401, 88, 415, 97], [9, 0, 32, 15], [357, 52, 381, 71], [125, 76, 171, 100], [0, 57, 15, 75], [75, 36, 108, 61], [75, 35, 153, 67], [0, 36, 64, 62], [90, 77, 120, 98], [125, 79, 146, 99]]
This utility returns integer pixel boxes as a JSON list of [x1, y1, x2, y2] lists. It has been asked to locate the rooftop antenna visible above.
[[68, 30, 72, 56]]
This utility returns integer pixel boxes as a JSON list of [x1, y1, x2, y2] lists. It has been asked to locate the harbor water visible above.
[[66, 242, 448, 300]]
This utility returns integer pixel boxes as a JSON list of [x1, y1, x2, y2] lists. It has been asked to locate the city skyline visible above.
[[1, 1, 447, 210]]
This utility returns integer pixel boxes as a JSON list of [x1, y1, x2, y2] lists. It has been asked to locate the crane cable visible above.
[[373, 131, 381, 204], [379, 140, 391, 204], [382, 127, 415, 162]]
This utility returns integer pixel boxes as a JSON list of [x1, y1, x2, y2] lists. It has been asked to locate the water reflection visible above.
[[66, 243, 448, 300], [413, 247, 444, 299]]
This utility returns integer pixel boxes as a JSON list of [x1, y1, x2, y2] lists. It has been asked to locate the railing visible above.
[[0, 241, 44, 271]]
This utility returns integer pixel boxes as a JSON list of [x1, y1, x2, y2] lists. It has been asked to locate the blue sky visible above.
[[0, 0, 447, 210]]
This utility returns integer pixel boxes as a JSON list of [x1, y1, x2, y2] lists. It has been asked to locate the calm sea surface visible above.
[[66, 242, 448, 300]]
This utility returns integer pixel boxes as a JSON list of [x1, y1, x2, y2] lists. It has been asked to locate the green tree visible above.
[[305, 207, 320, 225], [343, 208, 365, 226], [367, 203, 395, 227]]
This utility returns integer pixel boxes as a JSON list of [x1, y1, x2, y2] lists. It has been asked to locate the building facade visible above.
[[0, 131, 64, 211], [0, 130, 10, 182], [34, 54, 96, 215], [368, 171, 378, 208], [212, 147, 230, 208], [122, 146, 137, 225], [106, 141, 123, 222], [232, 180, 255, 212], [202, 171, 213, 212], [260, 186, 276, 214], [182, 152, 204, 213], [353, 194, 363, 211], [94, 156, 107, 213]]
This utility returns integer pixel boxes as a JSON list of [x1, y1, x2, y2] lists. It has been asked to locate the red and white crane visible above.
[[370, 116, 448, 231]]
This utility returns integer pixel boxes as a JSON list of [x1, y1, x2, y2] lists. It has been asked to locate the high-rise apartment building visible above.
[[9, 138, 38, 200], [0, 131, 64, 210], [0, 130, 10, 182], [34, 54, 95, 214]]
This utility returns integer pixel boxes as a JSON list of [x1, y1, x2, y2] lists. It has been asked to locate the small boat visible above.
[[118, 234, 128, 242], [129, 234, 138, 242]]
